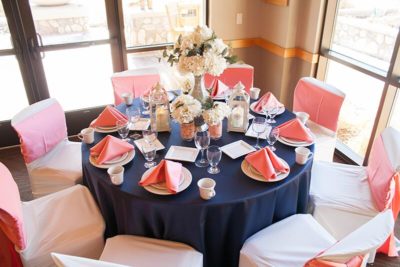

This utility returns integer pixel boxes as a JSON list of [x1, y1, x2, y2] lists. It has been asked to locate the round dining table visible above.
[[82, 98, 314, 267]]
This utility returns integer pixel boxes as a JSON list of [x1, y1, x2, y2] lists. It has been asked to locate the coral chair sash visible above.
[[293, 77, 345, 132], [204, 63, 254, 93], [111, 69, 160, 105], [367, 127, 400, 256], [0, 163, 25, 251], [12, 100, 67, 164], [305, 256, 363, 267]]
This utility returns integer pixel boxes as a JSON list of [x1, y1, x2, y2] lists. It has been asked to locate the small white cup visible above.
[[296, 112, 310, 125], [121, 92, 133, 106], [107, 165, 124, 185], [197, 178, 216, 200], [295, 147, 313, 165], [250, 87, 261, 100], [78, 128, 94, 144]]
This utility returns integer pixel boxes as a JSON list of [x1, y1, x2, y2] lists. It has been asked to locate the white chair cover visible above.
[[11, 98, 82, 198], [52, 253, 129, 267], [100, 235, 203, 267], [19, 185, 105, 267], [307, 120, 337, 162], [239, 214, 336, 267]]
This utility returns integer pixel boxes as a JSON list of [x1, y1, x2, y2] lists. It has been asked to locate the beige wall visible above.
[[209, 0, 325, 106]]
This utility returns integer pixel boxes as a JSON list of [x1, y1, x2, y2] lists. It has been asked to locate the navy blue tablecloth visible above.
[[82, 99, 313, 267]]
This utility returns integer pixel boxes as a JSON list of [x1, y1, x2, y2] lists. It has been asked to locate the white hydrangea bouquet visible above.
[[163, 25, 237, 103], [170, 94, 202, 124], [202, 102, 231, 126]]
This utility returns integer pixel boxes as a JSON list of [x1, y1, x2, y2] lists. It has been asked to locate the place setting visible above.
[[275, 118, 315, 147], [250, 92, 285, 122], [90, 105, 129, 133]]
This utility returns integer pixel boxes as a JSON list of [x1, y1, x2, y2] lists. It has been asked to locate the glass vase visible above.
[[190, 75, 210, 104], [208, 121, 223, 140], [180, 121, 195, 141]]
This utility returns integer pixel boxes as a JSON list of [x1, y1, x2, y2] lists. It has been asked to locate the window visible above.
[[318, 0, 400, 164]]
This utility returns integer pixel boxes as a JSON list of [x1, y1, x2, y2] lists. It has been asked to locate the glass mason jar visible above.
[[208, 121, 223, 140], [180, 121, 195, 141]]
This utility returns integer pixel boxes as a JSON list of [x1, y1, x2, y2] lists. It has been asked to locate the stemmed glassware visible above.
[[252, 117, 267, 150], [207, 145, 222, 174], [116, 119, 130, 142], [267, 127, 279, 151], [141, 95, 150, 115], [262, 104, 280, 124], [126, 106, 141, 139], [142, 142, 156, 168], [194, 131, 210, 167]]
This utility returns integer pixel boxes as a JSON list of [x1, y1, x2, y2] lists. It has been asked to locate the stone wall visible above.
[[34, 17, 88, 35]]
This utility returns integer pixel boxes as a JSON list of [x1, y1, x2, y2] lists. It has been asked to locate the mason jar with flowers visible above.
[[170, 95, 202, 141], [202, 102, 231, 140], [163, 25, 237, 104]]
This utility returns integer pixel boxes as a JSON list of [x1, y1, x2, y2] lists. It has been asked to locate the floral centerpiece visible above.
[[163, 25, 237, 103], [202, 101, 231, 140], [170, 94, 202, 141]]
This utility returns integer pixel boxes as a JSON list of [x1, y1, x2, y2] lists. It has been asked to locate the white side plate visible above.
[[129, 118, 150, 131], [221, 140, 256, 159], [134, 138, 165, 153], [165, 146, 199, 162], [250, 102, 285, 116]]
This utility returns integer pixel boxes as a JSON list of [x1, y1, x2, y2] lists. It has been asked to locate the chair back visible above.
[[11, 98, 67, 164], [293, 77, 345, 132], [51, 253, 129, 267], [111, 68, 160, 105], [204, 63, 254, 93], [0, 163, 25, 251], [316, 210, 393, 264]]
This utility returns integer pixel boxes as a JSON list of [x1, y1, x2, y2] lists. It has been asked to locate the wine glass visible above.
[[252, 117, 267, 150], [126, 106, 141, 139], [267, 127, 279, 151], [207, 145, 222, 174], [116, 119, 130, 142], [194, 131, 210, 167], [141, 95, 150, 115], [142, 142, 156, 168]]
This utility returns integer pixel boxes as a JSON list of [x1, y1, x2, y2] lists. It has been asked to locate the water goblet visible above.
[[194, 131, 210, 167], [252, 117, 267, 150], [267, 106, 280, 124], [126, 106, 141, 139], [141, 95, 150, 115], [142, 142, 156, 168], [267, 127, 279, 151], [116, 119, 130, 142], [207, 145, 222, 174]]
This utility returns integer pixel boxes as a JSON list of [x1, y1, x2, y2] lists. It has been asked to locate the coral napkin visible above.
[[90, 135, 134, 165], [211, 80, 229, 97], [277, 118, 314, 142], [139, 160, 183, 193], [245, 147, 289, 180], [90, 106, 128, 128], [253, 92, 284, 112]]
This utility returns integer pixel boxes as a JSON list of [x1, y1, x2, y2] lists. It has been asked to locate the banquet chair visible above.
[[239, 210, 394, 267], [111, 68, 160, 105], [0, 162, 105, 267], [310, 127, 400, 257], [293, 77, 345, 162], [51, 235, 203, 267], [204, 63, 254, 92], [11, 98, 82, 199]]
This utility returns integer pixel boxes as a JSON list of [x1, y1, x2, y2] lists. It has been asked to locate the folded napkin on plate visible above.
[[139, 159, 182, 193], [90, 135, 134, 165], [245, 147, 289, 180], [90, 106, 128, 128], [211, 80, 229, 98], [253, 92, 284, 112], [276, 118, 314, 142]]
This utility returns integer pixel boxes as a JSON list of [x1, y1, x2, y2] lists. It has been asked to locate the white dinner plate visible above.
[[103, 152, 129, 165], [241, 158, 290, 182], [141, 166, 192, 195], [277, 135, 315, 147], [89, 150, 135, 169], [151, 174, 185, 190], [165, 146, 199, 162], [221, 140, 256, 159], [94, 125, 119, 133], [250, 102, 285, 116]]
